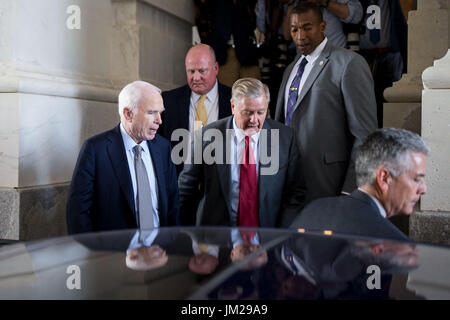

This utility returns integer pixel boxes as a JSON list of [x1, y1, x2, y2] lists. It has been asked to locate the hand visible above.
[[254, 28, 265, 47]]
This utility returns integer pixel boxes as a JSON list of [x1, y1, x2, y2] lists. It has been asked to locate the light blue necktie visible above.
[[134, 145, 154, 231]]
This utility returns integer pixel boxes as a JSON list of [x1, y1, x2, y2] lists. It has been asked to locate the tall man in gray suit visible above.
[[179, 78, 305, 227], [275, 2, 377, 204], [290, 128, 429, 240]]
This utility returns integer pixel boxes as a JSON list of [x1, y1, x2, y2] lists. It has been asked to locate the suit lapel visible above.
[[180, 85, 191, 131], [147, 138, 164, 209], [218, 83, 231, 119], [275, 57, 298, 122], [216, 117, 233, 215], [294, 42, 332, 116], [107, 125, 136, 216], [257, 121, 271, 226]]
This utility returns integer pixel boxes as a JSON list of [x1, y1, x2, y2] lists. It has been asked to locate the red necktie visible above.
[[238, 136, 259, 230], [240, 230, 256, 244]]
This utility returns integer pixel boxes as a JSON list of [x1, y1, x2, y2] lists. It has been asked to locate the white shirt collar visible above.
[[358, 188, 387, 218], [120, 123, 150, 154], [299, 37, 328, 65], [231, 228, 260, 247], [191, 80, 218, 103], [232, 117, 261, 145], [127, 229, 159, 253]]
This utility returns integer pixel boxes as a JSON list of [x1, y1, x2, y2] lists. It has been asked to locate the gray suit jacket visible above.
[[178, 116, 306, 227], [290, 189, 409, 241], [275, 40, 377, 204]]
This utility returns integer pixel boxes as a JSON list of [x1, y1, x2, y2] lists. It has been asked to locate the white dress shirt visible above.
[[189, 81, 219, 134], [229, 117, 260, 226], [284, 37, 328, 119], [192, 240, 219, 258], [127, 229, 159, 254], [231, 228, 260, 247], [120, 123, 160, 227]]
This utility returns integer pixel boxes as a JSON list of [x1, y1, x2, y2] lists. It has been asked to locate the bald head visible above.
[[185, 44, 219, 95]]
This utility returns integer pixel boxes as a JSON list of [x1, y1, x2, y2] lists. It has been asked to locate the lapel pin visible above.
[[319, 60, 324, 66]]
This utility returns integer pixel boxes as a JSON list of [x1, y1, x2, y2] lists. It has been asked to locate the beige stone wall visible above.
[[0, 0, 195, 240]]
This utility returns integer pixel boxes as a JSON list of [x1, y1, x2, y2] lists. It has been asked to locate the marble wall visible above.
[[381, 0, 450, 244], [111, 0, 193, 90], [383, 0, 449, 132], [0, 94, 117, 188], [409, 49, 450, 245], [0, 0, 195, 240]]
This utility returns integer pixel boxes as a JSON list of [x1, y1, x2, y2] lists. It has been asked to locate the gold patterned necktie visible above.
[[195, 95, 208, 127]]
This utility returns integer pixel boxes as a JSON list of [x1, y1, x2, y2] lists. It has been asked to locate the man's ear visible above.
[[320, 20, 327, 34], [214, 61, 219, 74], [376, 167, 391, 193], [230, 100, 236, 115], [123, 107, 133, 121]]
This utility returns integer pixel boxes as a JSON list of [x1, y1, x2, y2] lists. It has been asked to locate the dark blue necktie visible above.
[[283, 245, 298, 274], [369, 0, 380, 44], [285, 58, 308, 126]]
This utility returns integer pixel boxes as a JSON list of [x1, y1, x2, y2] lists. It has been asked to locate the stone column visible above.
[[409, 50, 450, 245], [383, 0, 449, 133], [111, 0, 195, 90], [0, 0, 195, 240]]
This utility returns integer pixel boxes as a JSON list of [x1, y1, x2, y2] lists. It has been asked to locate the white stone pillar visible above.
[[111, 0, 195, 90], [409, 50, 450, 245], [383, 0, 449, 133], [0, 0, 195, 240]]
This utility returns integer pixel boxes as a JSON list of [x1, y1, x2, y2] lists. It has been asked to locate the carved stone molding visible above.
[[423, 49, 450, 89]]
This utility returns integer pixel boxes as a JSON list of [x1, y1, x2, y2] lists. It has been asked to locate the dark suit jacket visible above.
[[66, 125, 180, 234], [74, 230, 192, 256], [290, 189, 408, 241], [275, 41, 377, 204], [160, 83, 232, 176], [178, 116, 306, 227], [271, 235, 392, 299], [207, 0, 259, 66]]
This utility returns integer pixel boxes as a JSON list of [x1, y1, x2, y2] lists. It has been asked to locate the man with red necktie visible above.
[[179, 78, 306, 227]]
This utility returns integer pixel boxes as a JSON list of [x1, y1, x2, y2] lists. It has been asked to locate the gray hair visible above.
[[356, 128, 430, 186], [118, 81, 161, 120], [231, 78, 270, 106]]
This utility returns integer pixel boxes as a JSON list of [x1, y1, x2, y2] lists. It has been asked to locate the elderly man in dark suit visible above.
[[179, 78, 305, 227], [290, 128, 429, 240], [66, 81, 180, 234], [159, 44, 232, 176], [275, 2, 377, 205]]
